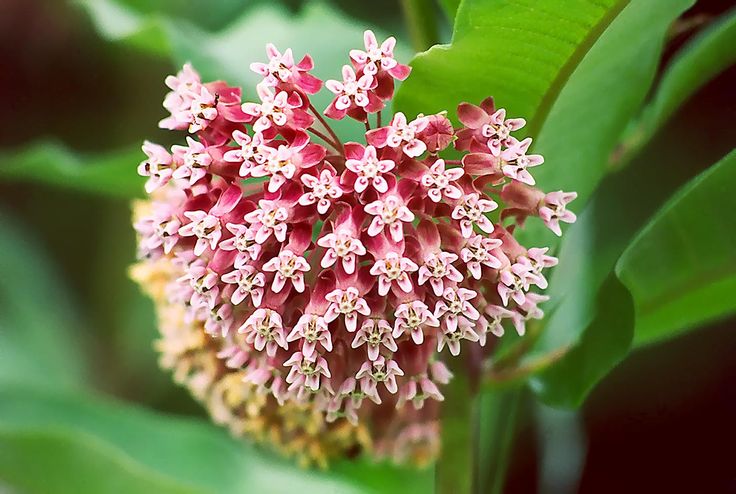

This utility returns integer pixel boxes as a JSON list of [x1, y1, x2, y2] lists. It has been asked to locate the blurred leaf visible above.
[[394, 0, 629, 137], [77, 0, 412, 143], [0, 140, 143, 198], [532, 0, 694, 204], [437, 0, 460, 22], [0, 387, 432, 494], [534, 401, 586, 494], [525, 69, 735, 406], [617, 150, 736, 347], [400, 0, 441, 51], [87, 0, 255, 32], [0, 211, 87, 390], [621, 8, 736, 157]]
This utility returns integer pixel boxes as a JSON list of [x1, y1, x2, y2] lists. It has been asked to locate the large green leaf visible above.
[[0, 387, 432, 494], [532, 0, 694, 204], [524, 68, 735, 407], [394, 0, 629, 136], [0, 211, 87, 390], [0, 140, 143, 198], [620, 8, 736, 158], [616, 150, 736, 347]]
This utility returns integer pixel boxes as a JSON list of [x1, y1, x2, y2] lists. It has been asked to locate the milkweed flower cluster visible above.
[[132, 30, 576, 467]]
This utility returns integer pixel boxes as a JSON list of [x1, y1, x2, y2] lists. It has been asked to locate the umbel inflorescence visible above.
[[131, 31, 576, 467]]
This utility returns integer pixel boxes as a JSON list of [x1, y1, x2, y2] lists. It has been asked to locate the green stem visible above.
[[436, 359, 475, 494], [400, 0, 440, 52], [477, 387, 523, 494]]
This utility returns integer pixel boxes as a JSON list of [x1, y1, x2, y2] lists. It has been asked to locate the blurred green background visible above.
[[1, 0, 735, 493]]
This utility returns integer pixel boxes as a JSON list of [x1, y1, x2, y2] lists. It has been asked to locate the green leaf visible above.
[[0, 210, 87, 390], [529, 274, 634, 408], [525, 67, 735, 406], [394, 0, 629, 137], [0, 387, 432, 494], [0, 140, 144, 198], [616, 149, 736, 347], [532, 0, 694, 204], [621, 8, 736, 157]]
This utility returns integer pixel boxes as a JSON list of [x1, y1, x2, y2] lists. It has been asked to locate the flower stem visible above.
[[307, 127, 341, 153], [309, 103, 344, 154]]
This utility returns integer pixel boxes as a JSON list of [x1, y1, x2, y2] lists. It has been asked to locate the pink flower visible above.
[[171, 137, 212, 186], [367, 112, 429, 157], [204, 303, 234, 337], [501, 137, 544, 185], [420, 159, 464, 203], [498, 261, 533, 306], [251, 43, 322, 94], [222, 130, 269, 177], [134, 36, 579, 449], [177, 261, 220, 310], [364, 194, 415, 242], [344, 144, 395, 193], [134, 202, 181, 256], [356, 355, 404, 404], [456, 98, 524, 155], [238, 308, 288, 357], [518, 247, 558, 289], [251, 141, 325, 193], [452, 193, 498, 238], [397, 376, 444, 409], [221, 265, 265, 306], [417, 251, 463, 296], [349, 30, 410, 80], [242, 84, 310, 132], [481, 108, 526, 156], [219, 223, 262, 268], [392, 300, 440, 344], [188, 86, 219, 133], [416, 113, 454, 153], [370, 252, 418, 296], [351, 318, 397, 361], [460, 234, 503, 280], [262, 249, 310, 293], [325, 65, 382, 120], [178, 210, 222, 256], [138, 141, 174, 193], [434, 287, 480, 333], [287, 314, 333, 358], [437, 316, 480, 356], [317, 209, 367, 274], [159, 63, 202, 130], [243, 199, 289, 244], [484, 305, 517, 337], [284, 351, 331, 394], [324, 287, 371, 332], [539, 191, 578, 236], [299, 166, 343, 214]]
